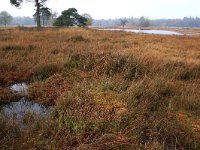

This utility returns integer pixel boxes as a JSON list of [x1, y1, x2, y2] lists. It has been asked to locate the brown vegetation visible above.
[[0, 27, 200, 149]]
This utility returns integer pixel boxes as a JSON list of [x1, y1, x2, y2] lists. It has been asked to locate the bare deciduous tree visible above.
[[120, 19, 128, 28]]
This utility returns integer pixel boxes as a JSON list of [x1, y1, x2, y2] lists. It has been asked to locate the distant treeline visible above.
[[10, 17, 36, 26], [93, 17, 200, 27], [8, 16, 200, 27], [151, 17, 200, 27]]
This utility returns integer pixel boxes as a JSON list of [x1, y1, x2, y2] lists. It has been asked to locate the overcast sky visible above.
[[0, 0, 200, 19]]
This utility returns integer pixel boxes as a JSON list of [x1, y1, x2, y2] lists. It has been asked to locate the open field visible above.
[[0, 27, 200, 149]]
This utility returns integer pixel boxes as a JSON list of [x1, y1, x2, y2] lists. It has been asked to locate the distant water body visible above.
[[100, 29, 183, 35]]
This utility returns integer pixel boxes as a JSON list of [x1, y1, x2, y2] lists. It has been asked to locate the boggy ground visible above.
[[0, 27, 200, 149]]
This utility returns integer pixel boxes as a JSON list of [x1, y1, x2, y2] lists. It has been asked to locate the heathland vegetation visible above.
[[0, 27, 200, 149]]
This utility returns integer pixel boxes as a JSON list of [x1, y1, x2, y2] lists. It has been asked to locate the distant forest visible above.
[[9, 16, 200, 27], [94, 17, 200, 27], [10, 17, 36, 26]]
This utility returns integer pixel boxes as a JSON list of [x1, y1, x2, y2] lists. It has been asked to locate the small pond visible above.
[[1, 83, 51, 124], [100, 29, 183, 35], [1, 98, 50, 120]]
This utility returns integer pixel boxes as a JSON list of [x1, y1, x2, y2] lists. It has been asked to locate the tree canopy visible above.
[[139, 16, 150, 27], [120, 19, 128, 28], [10, 0, 48, 28], [82, 13, 93, 26], [33, 7, 52, 26], [10, 0, 23, 7], [53, 8, 87, 27], [0, 11, 12, 26]]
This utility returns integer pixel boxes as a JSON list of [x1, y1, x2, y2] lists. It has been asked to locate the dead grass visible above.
[[0, 27, 200, 149], [0, 87, 21, 104]]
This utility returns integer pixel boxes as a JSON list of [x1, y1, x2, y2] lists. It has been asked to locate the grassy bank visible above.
[[0, 27, 200, 149]]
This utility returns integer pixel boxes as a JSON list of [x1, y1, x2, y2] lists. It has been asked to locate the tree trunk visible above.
[[43, 17, 45, 27], [3, 17, 6, 27], [35, 0, 41, 28]]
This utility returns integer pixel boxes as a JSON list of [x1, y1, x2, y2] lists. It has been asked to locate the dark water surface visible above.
[[1, 83, 51, 124], [1, 98, 50, 119]]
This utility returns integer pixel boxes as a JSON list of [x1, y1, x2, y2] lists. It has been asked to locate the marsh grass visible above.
[[1, 44, 25, 51], [0, 87, 21, 104], [29, 74, 67, 104], [0, 27, 200, 149], [32, 64, 62, 81], [68, 35, 90, 42], [177, 66, 200, 80], [184, 99, 200, 116]]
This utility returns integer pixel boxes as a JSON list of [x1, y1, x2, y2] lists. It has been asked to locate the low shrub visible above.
[[177, 66, 200, 80], [183, 99, 200, 116], [97, 78, 129, 93], [104, 56, 127, 76], [126, 78, 175, 111], [68, 35, 90, 42], [32, 64, 61, 81], [29, 74, 68, 104], [27, 44, 37, 50], [64, 53, 147, 80], [120, 78, 199, 149], [0, 87, 21, 104], [64, 53, 95, 71], [124, 59, 147, 80], [1, 45, 25, 51]]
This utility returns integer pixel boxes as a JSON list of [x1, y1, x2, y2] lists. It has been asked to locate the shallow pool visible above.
[[1, 98, 50, 121], [1, 83, 51, 125]]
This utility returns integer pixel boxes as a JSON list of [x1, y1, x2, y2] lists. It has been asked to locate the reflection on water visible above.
[[127, 29, 183, 35], [0, 83, 51, 126], [10, 83, 28, 95], [1, 98, 50, 123], [100, 29, 183, 35]]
